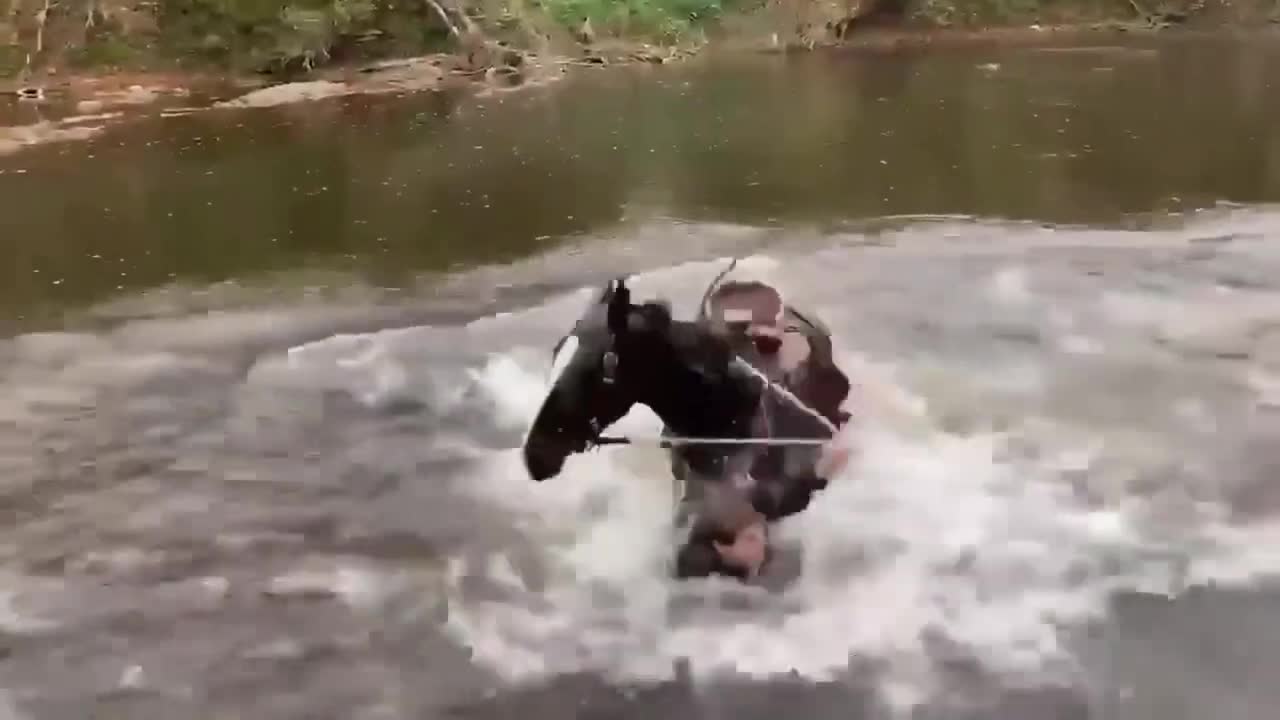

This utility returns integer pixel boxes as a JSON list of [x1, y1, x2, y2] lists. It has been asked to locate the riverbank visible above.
[[2, 10, 1277, 160], [0, 35, 706, 157], [5, 0, 1277, 86]]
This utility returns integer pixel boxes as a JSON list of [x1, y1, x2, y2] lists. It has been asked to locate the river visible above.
[[2, 30, 1280, 720]]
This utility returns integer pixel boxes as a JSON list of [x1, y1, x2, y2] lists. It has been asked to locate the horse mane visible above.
[[640, 300, 738, 382], [618, 298, 764, 457]]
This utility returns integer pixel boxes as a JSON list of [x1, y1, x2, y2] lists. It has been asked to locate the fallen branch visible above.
[[34, 0, 50, 56], [424, 0, 462, 38]]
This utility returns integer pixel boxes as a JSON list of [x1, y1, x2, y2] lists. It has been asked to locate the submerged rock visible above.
[[485, 65, 525, 88], [351, 56, 447, 93], [95, 84, 165, 106], [216, 80, 354, 109], [0, 121, 107, 157], [216, 58, 449, 108]]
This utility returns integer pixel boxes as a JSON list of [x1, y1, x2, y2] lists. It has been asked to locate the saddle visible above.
[[665, 279, 852, 510], [698, 279, 851, 429]]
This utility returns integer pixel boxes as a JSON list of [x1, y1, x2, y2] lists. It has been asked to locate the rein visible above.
[[591, 435, 830, 448], [731, 356, 840, 435], [590, 357, 841, 451]]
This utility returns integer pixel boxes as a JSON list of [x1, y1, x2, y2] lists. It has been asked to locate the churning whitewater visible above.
[[7, 212, 1280, 718], [293, 227, 1280, 712]]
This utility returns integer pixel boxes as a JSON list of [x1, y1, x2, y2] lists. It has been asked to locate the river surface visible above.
[[3, 30, 1280, 720]]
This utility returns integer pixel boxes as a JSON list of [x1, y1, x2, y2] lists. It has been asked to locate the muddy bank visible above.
[[0, 38, 703, 158], [731, 19, 1278, 55], [1, 19, 1273, 160]]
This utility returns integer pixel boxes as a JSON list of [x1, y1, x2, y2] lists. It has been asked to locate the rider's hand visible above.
[[815, 438, 853, 480]]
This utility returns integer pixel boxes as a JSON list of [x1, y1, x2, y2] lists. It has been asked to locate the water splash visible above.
[[431, 252, 1280, 714]]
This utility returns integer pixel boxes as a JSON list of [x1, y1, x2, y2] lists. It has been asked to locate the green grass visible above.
[[153, 0, 385, 73], [0, 43, 24, 79], [65, 31, 159, 71], [11, 0, 1271, 81], [538, 0, 733, 42], [911, 0, 1062, 24]]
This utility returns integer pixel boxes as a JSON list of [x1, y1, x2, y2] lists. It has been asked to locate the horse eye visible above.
[[602, 350, 618, 378]]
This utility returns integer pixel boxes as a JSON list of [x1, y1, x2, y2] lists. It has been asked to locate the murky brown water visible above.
[[3, 31, 1280, 327], [2, 30, 1280, 720]]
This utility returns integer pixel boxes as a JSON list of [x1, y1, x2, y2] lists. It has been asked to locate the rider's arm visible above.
[[797, 363, 852, 429], [749, 438, 852, 520]]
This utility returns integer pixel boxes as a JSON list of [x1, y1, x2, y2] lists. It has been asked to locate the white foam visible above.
[[987, 265, 1032, 305], [256, 242, 1280, 713], [435, 285, 1280, 714], [282, 332, 413, 407]]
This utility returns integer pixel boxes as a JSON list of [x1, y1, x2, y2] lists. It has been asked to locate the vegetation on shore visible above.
[[1, 0, 1277, 82]]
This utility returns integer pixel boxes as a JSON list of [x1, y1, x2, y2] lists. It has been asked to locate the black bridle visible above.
[[581, 264, 840, 452], [586, 328, 837, 452]]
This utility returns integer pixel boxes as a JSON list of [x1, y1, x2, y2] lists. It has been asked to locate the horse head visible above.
[[521, 276, 758, 482]]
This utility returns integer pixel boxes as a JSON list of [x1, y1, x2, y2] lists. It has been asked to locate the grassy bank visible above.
[[0, 0, 729, 80], [2, 0, 1278, 82]]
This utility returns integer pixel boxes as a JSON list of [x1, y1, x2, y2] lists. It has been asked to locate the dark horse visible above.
[[521, 275, 851, 581]]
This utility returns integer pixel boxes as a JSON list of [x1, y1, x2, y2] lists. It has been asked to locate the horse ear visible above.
[[607, 276, 631, 335]]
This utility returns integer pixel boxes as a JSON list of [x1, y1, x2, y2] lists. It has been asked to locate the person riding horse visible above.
[[519, 272, 854, 585], [669, 279, 854, 582]]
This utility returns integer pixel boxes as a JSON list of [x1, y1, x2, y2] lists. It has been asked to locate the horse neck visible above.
[[634, 354, 760, 440]]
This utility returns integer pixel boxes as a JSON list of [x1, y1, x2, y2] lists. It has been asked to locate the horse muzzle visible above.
[[523, 442, 564, 481], [522, 432, 585, 482]]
